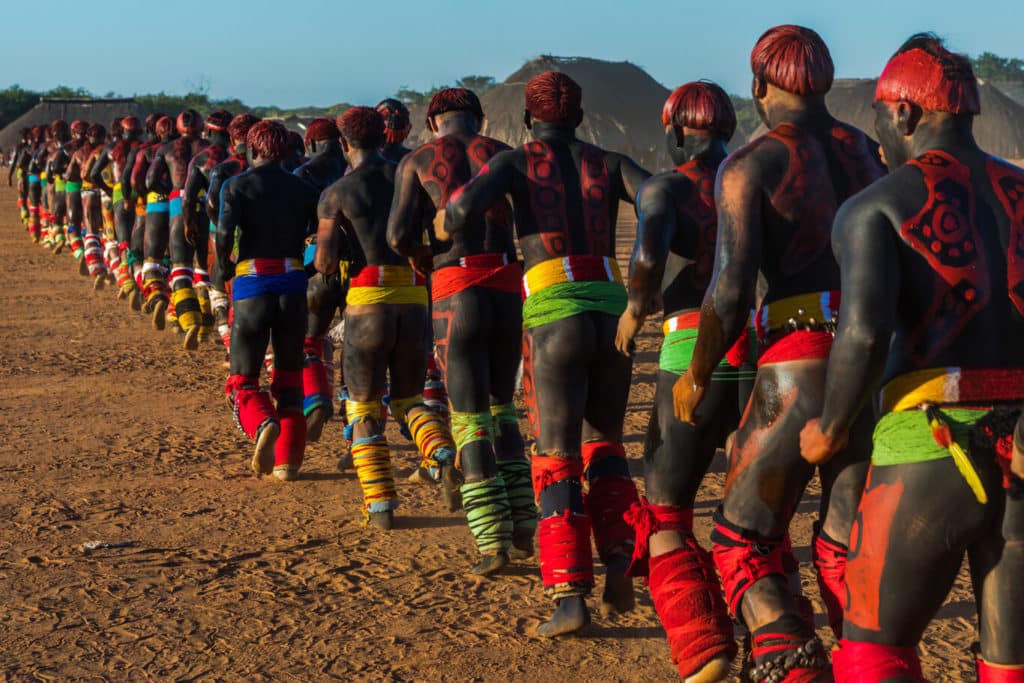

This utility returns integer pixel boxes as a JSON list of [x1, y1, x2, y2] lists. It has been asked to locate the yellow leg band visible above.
[[346, 399, 383, 425], [351, 435, 397, 515]]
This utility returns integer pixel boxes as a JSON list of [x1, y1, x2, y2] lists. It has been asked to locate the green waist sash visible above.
[[872, 408, 985, 467], [522, 281, 626, 329]]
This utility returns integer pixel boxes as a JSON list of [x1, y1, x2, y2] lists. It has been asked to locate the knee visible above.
[[710, 508, 787, 617], [532, 452, 584, 518]]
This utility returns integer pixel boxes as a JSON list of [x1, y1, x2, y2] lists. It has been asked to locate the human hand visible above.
[[672, 368, 705, 424], [615, 309, 643, 356], [409, 245, 433, 279], [799, 418, 849, 465], [184, 222, 197, 247]]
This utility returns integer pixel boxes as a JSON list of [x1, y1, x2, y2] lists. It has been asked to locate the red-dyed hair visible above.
[[30, 125, 44, 141], [751, 24, 834, 96], [205, 109, 233, 131], [87, 123, 106, 142], [176, 109, 202, 136], [376, 98, 411, 144], [120, 116, 142, 133], [426, 88, 483, 120], [155, 116, 174, 138], [337, 107, 385, 149], [874, 34, 980, 115], [304, 117, 339, 146], [19, 127, 30, 141], [524, 71, 582, 124], [70, 120, 88, 137], [661, 81, 737, 140], [50, 119, 69, 138], [109, 117, 122, 136], [246, 120, 289, 161], [228, 114, 261, 145]]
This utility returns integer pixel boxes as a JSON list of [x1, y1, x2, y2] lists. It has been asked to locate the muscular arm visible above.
[[688, 157, 762, 387], [183, 156, 207, 236], [818, 195, 899, 437], [626, 178, 676, 316], [130, 149, 149, 197], [215, 177, 239, 280], [145, 148, 171, 195], [386, 155, 425, 257], [445, 150, 515, 236], [314, 190, 342, 276], [614, 153, 652, 204], [89, 150, 112, 194]]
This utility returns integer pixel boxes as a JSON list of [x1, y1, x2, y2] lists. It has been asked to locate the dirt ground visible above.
[[0, 187, 980, 681]]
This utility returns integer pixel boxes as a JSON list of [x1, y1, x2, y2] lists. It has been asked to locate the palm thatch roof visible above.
[[0, 98, 150, 151]]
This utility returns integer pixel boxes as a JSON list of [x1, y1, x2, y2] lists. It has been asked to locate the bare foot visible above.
[[440, 461, 463, 512], [537, 597, 590, 637], [684, 657, 732, 683], [367, 510, 394, 530], [600, 554, 635, 617], [183, 326, 200, 351], [129, 288, 142, 312], [151, 299, 167, 331], [93, 274, 105, 291], [469, 551, 509, 576], [251, 421, 279, 475], [509, 529, 534, 560], [305, 406, 328, 443]]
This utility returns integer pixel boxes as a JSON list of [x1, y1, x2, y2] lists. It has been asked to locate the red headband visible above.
[[874, 47, 980, 114]]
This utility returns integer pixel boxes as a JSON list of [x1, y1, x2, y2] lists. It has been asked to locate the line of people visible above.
[[10, 23, 1023, 682]]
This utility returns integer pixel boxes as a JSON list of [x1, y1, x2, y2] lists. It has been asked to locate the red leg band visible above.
[[623, 498, 694, 578], [537, 509, 594, 594], [650, 540, 737, 679], [275, 410, 306, 469], [271, 369, 303, 399], [834, 639, 923, 683], [226, 375, 277, 440], [813, 527, 849, 637], [711, 509, 785, 616], [978, 658, 1024, 682], [581, 441, 639, 558], [531, 453, 583, 499], [304, 336, 324, 358]]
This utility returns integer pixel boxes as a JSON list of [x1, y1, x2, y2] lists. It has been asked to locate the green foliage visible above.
[[729, 94, 761, 141], [0, 85, 40, 130], [395, 75, 498, 105], [455, 75, 497, 94], [971, 52, 1024, 81]]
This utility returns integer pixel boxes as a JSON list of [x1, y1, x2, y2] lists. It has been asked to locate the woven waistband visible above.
[[879, 367, 1024, 414], [455, 253, 510, 268], [522, 255, 622, 299], [663, 311, 701, 336], [169, 189, 183, 200], [235, 258, 304, 277], [755, 290, 840, 341], [349, 264, 426, 288]]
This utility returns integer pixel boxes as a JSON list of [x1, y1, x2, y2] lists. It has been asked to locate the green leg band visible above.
[[497, 459, 537, 533], [461, 476, 513, 554]]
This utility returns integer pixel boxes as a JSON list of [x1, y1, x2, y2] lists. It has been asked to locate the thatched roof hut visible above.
[[748, 79, 1024, 159], [408, 56, 670, 171], [0, 97, 150, 151]]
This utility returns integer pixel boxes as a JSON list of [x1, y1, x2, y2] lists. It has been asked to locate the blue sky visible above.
[[1, 0, 1019, 107]]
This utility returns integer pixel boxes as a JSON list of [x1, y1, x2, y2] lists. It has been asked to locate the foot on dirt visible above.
[[251, 420, 280, 475], [305, 406, 327, 443], [600, 554, 635, 617], [537, 597, 590, 637], [509, 530, 535, 560], [129, 288, 142, 311], [440, 461, 463, 512], [470, 551, 509, 576], [93, 274, 106, 291], [151, 299, 167, 330], [407, 466, 436, 484], [336, 448, 353, 471], [53, 241, 63, 255], [685, 657, 732, 683], [183, 326, 200, 351], [78, 258, 88, 276], [272, 465, 298, 481], [367, 510, 394, 530]]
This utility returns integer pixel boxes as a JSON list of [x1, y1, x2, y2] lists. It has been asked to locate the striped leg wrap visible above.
[[170, 287, 202, 331], [461, 476, 513, 554], [352, 435, 398, 516], [141, 259, 169, 304], [83, 232, 106, 276], [497, 459, 537, 535], [392, 397, 456, 474], [68, 225, 85, 259]]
